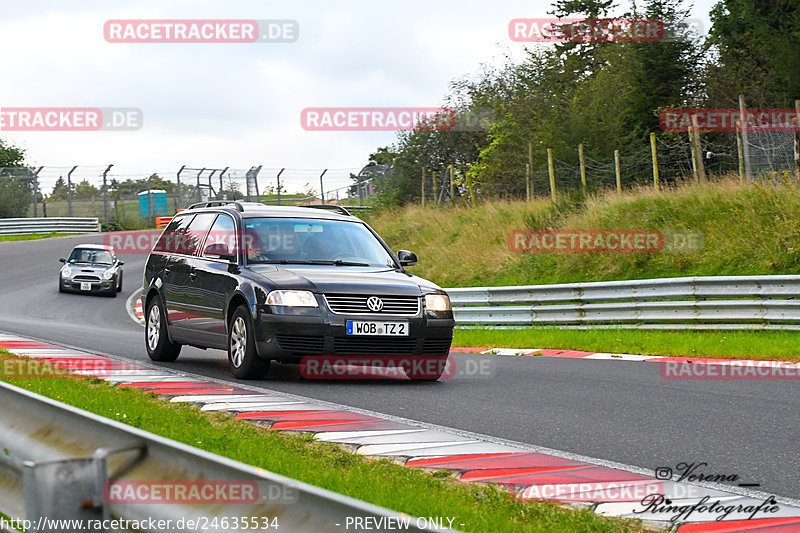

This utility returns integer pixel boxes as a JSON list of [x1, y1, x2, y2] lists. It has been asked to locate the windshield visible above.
[[68, 248, 113, 265], [244, 217, 397, 268]]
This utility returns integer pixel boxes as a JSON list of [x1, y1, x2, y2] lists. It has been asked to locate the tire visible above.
[[403, 355, 449, 381], [228, 305, 269, 380], [116, 271, 123, 292], [58, 279, 65, 293], [145, 296, 181, 362]]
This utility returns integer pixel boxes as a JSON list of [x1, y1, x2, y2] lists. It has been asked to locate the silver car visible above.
[[59, 244, 124, 298]]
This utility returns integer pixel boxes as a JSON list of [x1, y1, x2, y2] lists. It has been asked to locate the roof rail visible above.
[[186, 200, 245, 212], [303, 205, 354, 216]]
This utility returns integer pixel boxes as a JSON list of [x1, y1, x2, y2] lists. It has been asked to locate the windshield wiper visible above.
[[263, 259, 370, 267], [308, 260, 370, 267]]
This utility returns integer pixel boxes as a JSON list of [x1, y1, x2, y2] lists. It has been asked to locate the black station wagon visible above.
[[142, 201, 454, 379]]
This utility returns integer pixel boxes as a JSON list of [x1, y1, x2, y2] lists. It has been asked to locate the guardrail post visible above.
[[102, 165, 113, 224], [67, 166, 77, 217], [578, 143, 587, 195]]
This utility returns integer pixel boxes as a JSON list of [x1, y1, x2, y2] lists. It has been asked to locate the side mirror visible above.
[[397, 250, 418, 267], [117, 261, 125, 266], [59, 258, 66, 263]]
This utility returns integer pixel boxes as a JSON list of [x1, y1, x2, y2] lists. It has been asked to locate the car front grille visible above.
[[73, 275, 101, 282], [276, 335, 325, 354], [324, 294, 420, 316], [422, 338, 453, 356], [334, 337, 418, 355]]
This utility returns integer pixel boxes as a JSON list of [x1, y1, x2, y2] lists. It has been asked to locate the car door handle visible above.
[[163, 267, 171, 275], [189, 267, 197, 280]]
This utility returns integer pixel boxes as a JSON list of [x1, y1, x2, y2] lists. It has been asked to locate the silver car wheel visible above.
[[147, 305, 161, 351], [230, 316, 246, 368]]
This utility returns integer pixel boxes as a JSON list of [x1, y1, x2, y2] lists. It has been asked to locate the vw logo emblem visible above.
[[366, 296, 384, 312]]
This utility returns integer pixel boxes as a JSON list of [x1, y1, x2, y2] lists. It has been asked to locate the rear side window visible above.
[[153, 212, 216, 255], [182, 213, 218, 255], [153, 215, 193, 253]]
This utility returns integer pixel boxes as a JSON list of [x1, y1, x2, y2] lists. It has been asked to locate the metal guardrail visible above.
[[0, 217, 100, 235], [0, 381, 438, 533], [445, 275, 800, 330]]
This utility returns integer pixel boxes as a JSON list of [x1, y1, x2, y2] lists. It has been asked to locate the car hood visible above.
[[246, 265, 443, 296], [65, 264, 113, 274]]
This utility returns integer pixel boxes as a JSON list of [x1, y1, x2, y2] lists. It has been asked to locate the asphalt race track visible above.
[[1, 235, 797, 499]]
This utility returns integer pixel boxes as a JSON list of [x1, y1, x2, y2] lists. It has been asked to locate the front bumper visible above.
[[61, 278, 115, 293], [252, 305, 455, 362]]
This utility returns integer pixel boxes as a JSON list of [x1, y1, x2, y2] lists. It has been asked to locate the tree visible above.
[[0, 138, 30, 218], [705, 0, 800, 107], [50, 176, 70, 202], [73, 180, 100, 200]]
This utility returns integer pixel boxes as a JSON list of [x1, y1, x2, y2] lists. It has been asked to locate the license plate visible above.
[[80, 282, 91, 291], [346, 321, 408, 336]]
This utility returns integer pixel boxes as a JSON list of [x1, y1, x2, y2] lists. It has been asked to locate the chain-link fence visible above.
[[0, 164, 372, 226]]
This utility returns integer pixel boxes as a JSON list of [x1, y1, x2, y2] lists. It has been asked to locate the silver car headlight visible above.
[[60, 266, 71, 278], [425, 293, 451, 312], [103, 269, 115, 280], [266, 290, 318, 307]]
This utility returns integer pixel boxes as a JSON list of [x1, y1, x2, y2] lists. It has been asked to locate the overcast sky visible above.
[[0, 0, 717, 193]]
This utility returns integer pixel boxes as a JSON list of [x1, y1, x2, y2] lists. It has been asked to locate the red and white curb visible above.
[[454, 347, 800, 373], [2, 333, 799, 531]]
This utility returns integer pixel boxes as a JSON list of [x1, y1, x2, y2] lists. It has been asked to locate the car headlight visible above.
[[266, 290, 318, 307], [60, 266, 71, 277], [425, 293, 451, 312], [103, 269, 115, 280]]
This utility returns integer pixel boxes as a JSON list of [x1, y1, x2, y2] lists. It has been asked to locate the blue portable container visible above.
[[138, 190, 168, 217]]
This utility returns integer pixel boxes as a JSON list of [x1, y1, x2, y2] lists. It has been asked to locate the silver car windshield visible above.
[[68, 249, 113, 265], [244, 218, 397, 268]]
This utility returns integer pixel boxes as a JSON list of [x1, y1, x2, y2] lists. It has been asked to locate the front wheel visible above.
[[145, 296, 181, 362], [116, 271, 123, 292], [228, 306, 270, 380]]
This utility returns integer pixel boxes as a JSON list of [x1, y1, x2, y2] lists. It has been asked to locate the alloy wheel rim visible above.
[[147, 305, 160, 351], [230, 317, 246, 367]]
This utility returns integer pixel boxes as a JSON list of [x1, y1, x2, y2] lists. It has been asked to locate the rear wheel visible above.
[[145, 297, 181, 362], [228, 305, 270, 380]]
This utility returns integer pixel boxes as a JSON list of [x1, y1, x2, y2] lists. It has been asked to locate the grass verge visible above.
[[364, 179, 800, 288], [453, 328, 800, 362], [0, 351, 648, 533], [0, 232, 78, 242]]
